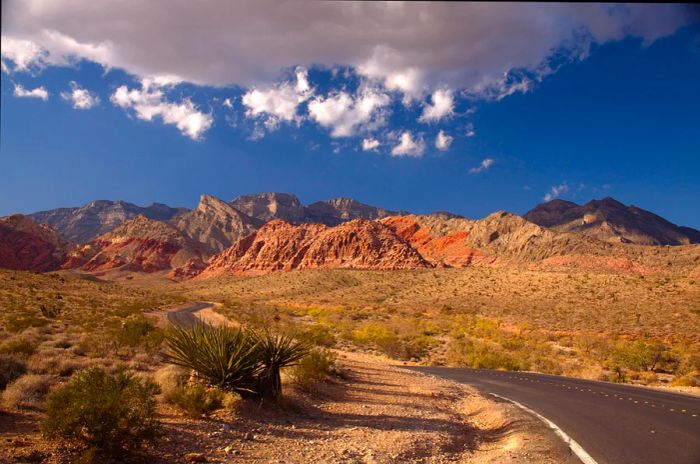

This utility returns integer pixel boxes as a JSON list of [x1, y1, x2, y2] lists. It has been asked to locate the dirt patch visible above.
[[0, 352, 576, 463]]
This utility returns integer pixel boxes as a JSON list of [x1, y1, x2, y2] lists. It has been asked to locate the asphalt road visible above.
[[408, 367, 700, 464], [165, 301, 212, 328]]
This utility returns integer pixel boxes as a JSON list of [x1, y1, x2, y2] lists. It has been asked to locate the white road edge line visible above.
[[489, 392, 599, 464]]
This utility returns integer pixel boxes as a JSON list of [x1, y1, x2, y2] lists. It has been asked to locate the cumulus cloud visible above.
[[308, 89, 390, 137], [391, 132, 425, 157], [242, 67, 311, 127], [13, 83, 48, 100], [362, 137, 380, 152], [544, 182, 570, 201], [1, 37, 46, 71], [110, 81, 213, 140], [60, 81, 99, 109], [469, 158, 494, 174], [1, 2, 691, 95], [435, 130, 453, 151], [420, 89, 454, 122]]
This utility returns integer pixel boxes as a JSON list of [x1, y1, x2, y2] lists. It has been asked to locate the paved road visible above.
[[408, 367, 700, 464], [165, 301, 212, 328]]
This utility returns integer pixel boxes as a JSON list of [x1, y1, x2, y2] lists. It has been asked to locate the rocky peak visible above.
[[171, 194, 261, 255], [524, 197, 700, 246], [230, 192, 306, 223], [29, 199, 187, 243]]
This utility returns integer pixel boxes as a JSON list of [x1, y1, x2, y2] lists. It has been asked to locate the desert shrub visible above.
[[613, 340, 669, 372], [5, 315, 49, 333], [403, 335, 438, 360], [39, 304, 62, 318], [0, 338, 37, 357], [116, 317, 163, 349], [289, 349, 337, 390], [672, 373, 700, 387], [2, 374, 53, 409], [293, 324, 336, 347], [164, 323, 309, 399], [166, 384, 223, 418], [154, 365, 190, 400], [164, 323, 259, 395], [41, 366, 161, 457], [352, 323, 404, 357], [251, 331, 310, 398], [0, 355, 27, 389], [447, 337, 526, 371]]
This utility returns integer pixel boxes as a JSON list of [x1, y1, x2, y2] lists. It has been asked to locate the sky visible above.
[[1, 2, 699, 228]]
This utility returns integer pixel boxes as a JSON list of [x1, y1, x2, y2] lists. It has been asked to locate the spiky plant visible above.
[[164, 322, 260, 395], [250, 331, 310, 398]]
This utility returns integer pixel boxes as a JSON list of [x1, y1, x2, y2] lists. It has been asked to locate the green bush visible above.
[[41, 366, 161, 457], [0, 354, 26, 389], [352, 323, 404, 358], [166, 384, 223, 418], [293, 324, 336, 347], [447, 338, 526, 371], [613, 340, 669, 372], [289, 349, 337, 390], [116, 317, 163, 349]]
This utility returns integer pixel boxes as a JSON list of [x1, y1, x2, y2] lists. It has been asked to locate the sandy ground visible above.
[[0, 351, 578, 463]]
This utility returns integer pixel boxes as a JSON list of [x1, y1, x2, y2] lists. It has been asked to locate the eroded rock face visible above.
[[197, 219, 429, 278], [0, 215, 69, 271], [70, 215, 205, 273], [230, 193, 307, 224], [524, 197, 700, 246], [29, 200, 187, 244], [380, 216, 486, 267], [170, 194, 262, 256]]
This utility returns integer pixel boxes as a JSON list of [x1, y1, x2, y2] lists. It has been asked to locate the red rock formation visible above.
[[0, 215, 69, 271], [197, 219, 429, 278], [72, 215, 205, 273], [380, 216, 486, 267]]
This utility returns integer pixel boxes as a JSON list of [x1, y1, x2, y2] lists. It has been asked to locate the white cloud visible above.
[[544, 182, 570, 201], [110, 81, 213, 140], [308, 89, 390, 137], [420, 89, 454, 122], [242, 67, 311, 127], [435, 130, 453, 151], [13, 83, 48, 100], [466, 123, 475, 138], [223, 98, 233, 108], [469, 158, 494, 174], [391, 131, 425, 157], [1, 37, 46, 71], [1, 3, 689, 95], [60, 81, 99, 109], [362, 137, 380, 151]]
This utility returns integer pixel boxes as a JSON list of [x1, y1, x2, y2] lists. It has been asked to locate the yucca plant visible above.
[[163, 322, 260, 395], [250, 331, 310, 398]]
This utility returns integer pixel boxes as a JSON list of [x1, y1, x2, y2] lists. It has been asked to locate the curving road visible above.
[[165, 301, 212, 328], [407, 367, 700, 464]]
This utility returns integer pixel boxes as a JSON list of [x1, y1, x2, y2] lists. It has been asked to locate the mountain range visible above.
[[2, 192, 699, 278]]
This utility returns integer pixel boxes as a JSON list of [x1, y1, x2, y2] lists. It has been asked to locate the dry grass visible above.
[[178, 268, 700, 385], [183, 268, 700, 341]]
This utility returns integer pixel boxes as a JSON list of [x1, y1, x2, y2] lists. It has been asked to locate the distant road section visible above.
[[165, 301, 212, 328], [408, 367, 700, 464]]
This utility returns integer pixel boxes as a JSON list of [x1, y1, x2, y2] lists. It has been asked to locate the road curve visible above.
[[165, 301, 212, 328], [407, 367, 700, 464]]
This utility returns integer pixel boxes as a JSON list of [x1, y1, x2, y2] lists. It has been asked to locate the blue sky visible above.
[[1, 3, 699, 228]]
